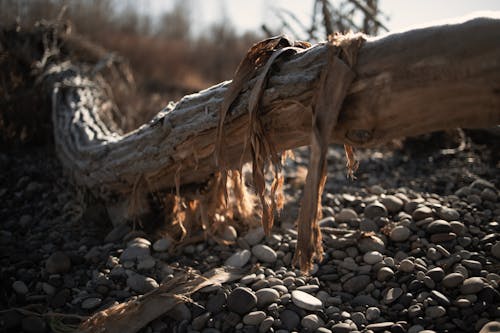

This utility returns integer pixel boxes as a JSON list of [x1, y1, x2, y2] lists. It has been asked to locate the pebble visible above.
[[363, 251, 383, 264], [358, 236, 385, 253], [366, 307, 381, 321], [377, 267, 394, 282], [491, 241, 500, 259], [364, 202, 388, 219], [291, 290, 322, 311], [425, 305, 446, 318], [381, 195, 404, 213], [81, 297, 102, 310], [279, 309, 300, 330], [437, 207, 460, 221], [412, 206, 433, 221], [259, 316, 274, 333], [366, 322, 394, 331], [225, 249, 251, 268], [227, 287, 257, 314], [243, 311, 266, 325], [252, 244, 277, 263], [206, 292, 226, 313], [430, 290, 450, 306], [390, 226, 411, 242], [126, 274, 159, 293], [192, 313, 210, 331], [441, 273, 465, 288], [222, 225, 238, 242], [255, 288, 279, 307], [461, 277, 486, 294], [301, 314, 324, 331], [399, 259, 415, 272], [12, 280, 28, 295], [244, 227, 265, 246], [152, 237, 172, 252], [331, 322, 354, 333], [427, 267, 445, 281], [343, 275, 371, 294], [480, 321, 500, 333], [384, 287, 403, 304], [137, 255, 156, 270], [336, 208, 358, 222], [45, 251, 71, 274], [120, 243, 150, 262], [427, 220, 452, 234]]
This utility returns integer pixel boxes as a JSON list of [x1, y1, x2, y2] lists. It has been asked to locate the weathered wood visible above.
[[50, 16, 500, 211]]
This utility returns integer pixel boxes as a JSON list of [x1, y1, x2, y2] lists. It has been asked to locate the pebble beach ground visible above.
[[1, 132, 499, 333]]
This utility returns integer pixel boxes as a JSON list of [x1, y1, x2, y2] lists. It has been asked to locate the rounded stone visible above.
[[291, 290, 322, 311], [358, 235, 385, 253], [332, 322, 355, 333], [252, 244, 277, 263], [412, 206, 433, 221], [363, 251, 383, 265], [343, 275, 371, 294], [244, 227, 265, 246], [461, 277, 486, 294], [152, 237, 172, 252], [366, 307, 381, 321], [437, 207, 460, 221], [222, 225, 238, 242], [377, 267, 395, 282], [279, 309, 300, 330], [255, 288, 280, 307], [425, 305, 446, 318], [399, 259, 415, 272], [336, 208, 358, 222], [45, 252, 71, 274], [390, 226, 411, 242], [301, 314, 324, 331], [120, 243, 150, 262], [227, 287, 257, 315], [426, 267, 445, 282], [81, 297, 102, 310], [450, 221, 466, 236], [364, 202, 388, 219], [480, 321, 500, 333], [126, 274, 159, 293], [12, 280, 29, 295], [491, 241, 500, 259], [259, 316, 274, 333], [225, 249, 251, 268], [381, 195, 404, 213], [384, 287, 403, 304], [243, 311, 266, 326], [427, 220, 452, 234]]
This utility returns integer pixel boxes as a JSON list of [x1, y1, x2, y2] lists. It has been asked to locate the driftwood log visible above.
[[48, 15, 500, 221]]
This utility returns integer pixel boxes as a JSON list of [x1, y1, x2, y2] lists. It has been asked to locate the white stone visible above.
[[252, 244, 277, 263], [291, 290, 322, 311], [225, 249, 251, 268], [244, 227, 265, 246], [363, 251, 383, 265]]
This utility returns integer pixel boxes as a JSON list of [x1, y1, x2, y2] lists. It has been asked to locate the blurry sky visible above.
[[148, 0, 500, 36]]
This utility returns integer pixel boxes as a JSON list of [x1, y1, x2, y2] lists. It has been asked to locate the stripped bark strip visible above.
[[215, 36, 311, 235], [79, 268, 242, 333], [294, 33, 365, 272]]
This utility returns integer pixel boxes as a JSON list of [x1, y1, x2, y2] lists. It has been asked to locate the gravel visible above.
[[2, 135, 499, 333]]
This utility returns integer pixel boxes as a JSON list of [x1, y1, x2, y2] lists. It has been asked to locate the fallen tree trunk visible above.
[[47, 15, 500, 213]]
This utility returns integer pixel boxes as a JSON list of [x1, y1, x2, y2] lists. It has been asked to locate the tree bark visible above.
[[50, 16, 500, 218]]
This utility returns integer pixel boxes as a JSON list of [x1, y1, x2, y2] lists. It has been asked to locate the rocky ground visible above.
[[0, 131, 499, 333]]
